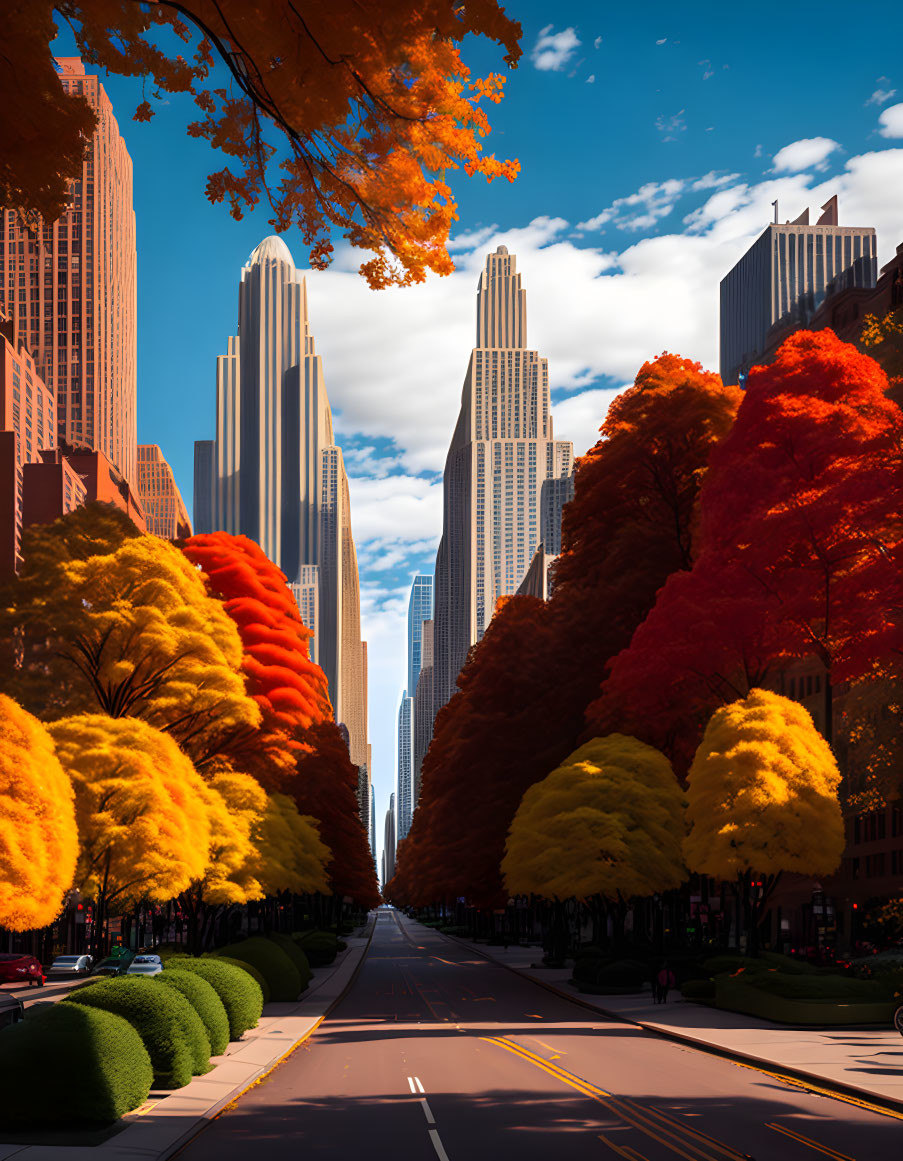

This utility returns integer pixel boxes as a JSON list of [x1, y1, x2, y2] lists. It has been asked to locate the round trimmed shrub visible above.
[[214, 937, 302, 1001], [295, 930, 339, 967], [65, 976, 210, 1088], [211, 954, 271, 1003], [267, 932, 312, 986], [156, 969, 230, 1056], [0, 1002, 152, 1126], [167, 956, 263, 1039], [681, 977, 716, 1000]]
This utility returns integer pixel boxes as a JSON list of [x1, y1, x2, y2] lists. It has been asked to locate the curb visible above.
[[435, 928, 903, 1119], [165, 916, 378, 1160]]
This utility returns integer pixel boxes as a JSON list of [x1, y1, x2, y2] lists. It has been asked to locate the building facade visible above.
[[719, 197, 877, 385], [0, 317, 57, 575], [397, 693, 414, 842], [407, 574, 433, 694], [194, 236, 367, 768], [432, 246, 573, 718], [0, 57, 137, 483], [136, 444, 191, 539], [412, 618, 434, 810], [383, 793, 396, 887]]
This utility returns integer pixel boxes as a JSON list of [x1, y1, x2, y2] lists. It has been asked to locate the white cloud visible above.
[[656, 110, 687, 141], [593, 36, 603, 49], [578, 178, 686, 232], [772, 137, 840, 173], [531, 25, 581, 72], [878, 103, 903, 137], [448, 224, 498, 252], [867, 87, 896, 106], [586, 74, 595, 84], [346, 474, 442, 550], [656, 38, 667, 45]]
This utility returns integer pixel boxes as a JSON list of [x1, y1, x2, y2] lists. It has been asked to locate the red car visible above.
[[0, 953, 45, 987]]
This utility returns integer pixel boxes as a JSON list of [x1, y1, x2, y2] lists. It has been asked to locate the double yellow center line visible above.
[[481, 1035, 748, 1161]]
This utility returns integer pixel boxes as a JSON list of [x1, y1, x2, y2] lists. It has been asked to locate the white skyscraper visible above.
[[432, 246, 573, 716], [396, 692, 414, 841], [194, 236, 367, 767]]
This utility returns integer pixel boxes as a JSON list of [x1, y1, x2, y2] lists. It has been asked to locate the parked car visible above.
[[0, 994, 25, 1029], [48, 954, 93, 977], [0, 953, 44, 987], [126, 955, 163, 977], [91, 952, 135, 977]]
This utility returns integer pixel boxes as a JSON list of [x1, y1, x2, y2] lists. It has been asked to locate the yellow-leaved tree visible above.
[[684, 688, 844, 955], [0, 695, 78, 931], [502, 734, 686, 911], [48, 715, 214, 949], [2, 530, 261, 766], [251, 793, 331, 898]]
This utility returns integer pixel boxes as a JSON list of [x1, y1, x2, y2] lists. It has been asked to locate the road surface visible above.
[[177, 908, 903, 1160]]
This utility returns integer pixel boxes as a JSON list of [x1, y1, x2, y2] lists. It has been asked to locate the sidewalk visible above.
[[0, 922, 375, 1161], [444, 930, 903, 1111]]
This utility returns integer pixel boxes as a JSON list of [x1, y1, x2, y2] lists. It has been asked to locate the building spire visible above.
[[476, 245, 527, 348]]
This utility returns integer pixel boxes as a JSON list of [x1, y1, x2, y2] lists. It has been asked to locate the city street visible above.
[[178, 910, 903, 1161]]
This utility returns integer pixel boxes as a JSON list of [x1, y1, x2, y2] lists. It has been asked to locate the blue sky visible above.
[[52, 1, 903, 849]]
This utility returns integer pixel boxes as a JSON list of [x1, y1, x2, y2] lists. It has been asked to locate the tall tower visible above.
[[407, 574, 433, 694], [195, 236, 367, 767], [720, 198, 877, 385], [432, 246, 573, 717], [383, 792, 396, 885], [396, 692, 414, 842], [0, 58, 137, 482]]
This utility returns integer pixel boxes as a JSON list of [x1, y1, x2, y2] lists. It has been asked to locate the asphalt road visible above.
[[177, 909, 903, 1161]]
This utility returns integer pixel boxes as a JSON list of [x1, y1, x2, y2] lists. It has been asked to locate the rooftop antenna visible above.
[[772, 199, 778, 224]]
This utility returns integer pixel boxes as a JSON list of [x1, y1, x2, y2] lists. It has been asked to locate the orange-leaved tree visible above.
[[4, 1, 521, 287], [391, 354, 741, 909], [0, 694, 78, 931]]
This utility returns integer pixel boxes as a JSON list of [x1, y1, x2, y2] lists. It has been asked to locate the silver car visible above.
[[48, 954, 93, 977], [126, 955, 163, 976]]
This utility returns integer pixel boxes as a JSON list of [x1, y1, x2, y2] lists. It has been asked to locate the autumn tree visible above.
[[502, 735, 686, 905], [391, 355, 740, 908], [0, 695, 78, 931], [684, 689, 844, 955], [250, 793, 331, 899], [0, 527, 261, 764], [4, 1, 521, 287], [292, 720, 380, 910], [48, 715, 214, 946], [181, 531, 331, 774]]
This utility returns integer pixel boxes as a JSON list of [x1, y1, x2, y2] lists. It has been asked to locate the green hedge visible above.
[[746, 972, 891, 1001], [715, 976, 897, 1025], [167, 957, 263, 1039], [210, 954, 271, 1003], [295, 930, 339, 967], [0, 1002, 153, 1126], [266, 932, 312, 987], [214, 937, 302, 1002], [156, 969, 230, 1056], [573, 957, 648, 990], [681, 977, 716, 1001], [65, 976, 210, 1088]]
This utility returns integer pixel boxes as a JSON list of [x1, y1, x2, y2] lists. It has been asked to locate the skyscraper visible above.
[[412, 618, 434, 809], [720, 197, 877, 385], [407, 574, 433, 694], [194, 236, 367, 766], [0, 57, 137, 483], [396, 692, 414, 842], [383, 793, 396, 886], [432, 246, 573, 717], [136, 444, 191, 539]]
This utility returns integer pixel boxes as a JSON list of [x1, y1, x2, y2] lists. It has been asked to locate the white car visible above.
[[126, 955, 163, 976], [48, 954, 93, 977]]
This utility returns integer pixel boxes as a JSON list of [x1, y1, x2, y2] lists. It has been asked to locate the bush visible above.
[[167, 957, 263, 1040], [213, 937, 302, 1002], [681, 977, 716, 1001], [0, 1002, 152, 1126], [210, 954, 271, 1003], [746, 972, 892, 1001], [573, 957, 648, 990], [266, 932, 312, 987], [295, 930, 339, 967], [65, 976, 209, 1089], [156, 969, 230, 1056], [701, 954, 753, 976], [437, 924, 471, 938]]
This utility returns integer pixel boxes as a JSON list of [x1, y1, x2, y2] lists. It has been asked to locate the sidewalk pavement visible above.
[[444, 931, 903, 1111], [0, 922, 375, 1161]]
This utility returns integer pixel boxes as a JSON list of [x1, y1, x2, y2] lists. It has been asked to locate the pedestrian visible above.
[[655, 962, 676, 1004]]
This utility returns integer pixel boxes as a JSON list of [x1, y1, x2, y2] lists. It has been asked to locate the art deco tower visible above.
[[194, 236, 367, 771], [432, 246, 573, 717], [0, 58, 137, 482]]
